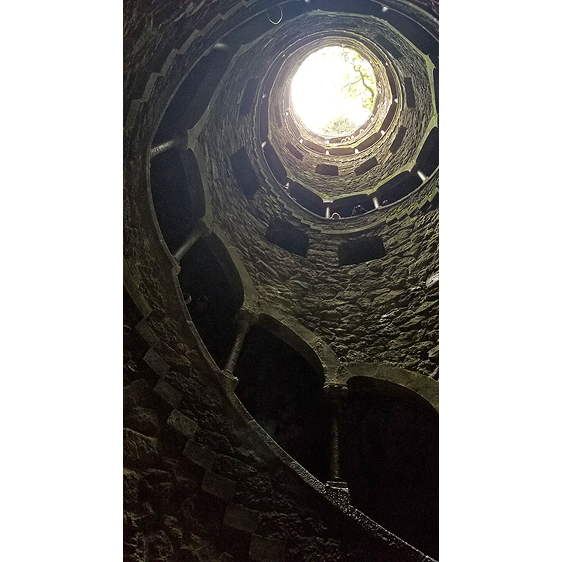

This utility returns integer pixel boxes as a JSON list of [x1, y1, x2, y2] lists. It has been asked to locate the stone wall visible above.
[[124, 1, 439, 559], [124, 292, 435, 562]]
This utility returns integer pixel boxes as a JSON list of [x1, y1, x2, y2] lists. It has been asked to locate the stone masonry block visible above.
[[183, 440, 217, 470], [223, 503, 261, 533], [144, 348, 170, 377], [167, 409, 198, 438], [154, 379, 183, 408], [201, 471, 236, 501], [249, 534, 286, 562], [135, 318, 161, 348]]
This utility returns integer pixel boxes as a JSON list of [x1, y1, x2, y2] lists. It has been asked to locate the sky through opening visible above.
[[291, 46, 376, 137]]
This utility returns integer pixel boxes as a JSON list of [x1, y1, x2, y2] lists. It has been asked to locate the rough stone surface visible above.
[[124, 0, 439, 560]]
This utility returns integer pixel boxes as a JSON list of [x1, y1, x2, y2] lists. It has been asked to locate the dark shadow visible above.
[[382, 9, 438, 55], [389, 125, 407, 153], [404, 77, 416, 108], [150, 148, 195, 254], [230, 146, 261, 199], [263, 142, 287, 184], [234, 326, 331, 482], [338, 236, 386, 265], [239, 78, 259, 117], [178, 236, 244, 367], [154, 47, 237, 143], [416, 127, 439, 176], [265, 218, 309, 257], [286, 142, 304, 160], [374, 34, 403, 60], [341, 377, 439, 559], [376, 172, 422, 204], [315, 163, 339, 176], [287, 181, 325, 216], [354, 155, 379, 175]]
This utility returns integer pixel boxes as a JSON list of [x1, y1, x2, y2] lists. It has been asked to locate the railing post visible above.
[[324, 383, 350, 505], [150, 136, 185, 158], [223, 311, 254, 375], [173, 220, 206, 262]]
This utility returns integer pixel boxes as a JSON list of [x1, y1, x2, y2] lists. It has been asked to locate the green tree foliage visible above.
[[321, 115, 356, 136], [340, 48, 376, 110]]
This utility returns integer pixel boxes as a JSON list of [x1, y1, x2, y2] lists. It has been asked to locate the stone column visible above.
[[323, 383, 350, 506], [372, 195, 380, 209], [417, 170, 427, 181], [150, 137, 183, 158], [325, 204, 331, 219], [223, 311, 254, 375], [173, 220, 206, 262]]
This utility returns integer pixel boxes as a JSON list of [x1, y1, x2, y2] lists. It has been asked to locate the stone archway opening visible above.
[[341, 377, 439, 559], [234, 325, 331, 482]]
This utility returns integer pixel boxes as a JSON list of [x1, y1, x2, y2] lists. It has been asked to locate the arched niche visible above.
[[234, 323, 331, 482], [149, 147, 205, 255], [340, 375, 439, 559], [177, 233, 244, 367]]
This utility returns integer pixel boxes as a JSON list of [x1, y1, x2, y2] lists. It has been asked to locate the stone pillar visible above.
[[417, 170, 427, 181], [325, 204, 331, 219], [324, 383, 350, 506], [173, 220, 206, 262], [372, 195, 380, 209], [223, 311, 254, 375], [150, 137, 183, 158]]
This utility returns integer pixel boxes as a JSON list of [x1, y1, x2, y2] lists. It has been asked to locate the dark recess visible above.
[[234, 325, 331, 482], [374, 35, 403, 59], [303, 139, 325, 153], [341, 380, 439, 559], [178, 237, 243, 367], [149, 148, 193, 254], [288, 181, 325, 216], [315, 0, 381, 16], [381, 103, 397, 131], [286, 142, 304, 160], [329, 147, 355, 156], [239, 78, 259, 117], [154, 48, 236, 143], [382, 9, 438, 56], [404, 77, 416, 108], [416, 128, 439, 176], [390, 125, 407, 153], [355, 155, 379, 175], [265, 218, 309, 257], [259, 98, 269, 140], [315, 163, 339, 176], [377, 172, 422, 204], [333, 197, 374, 218], [338, 236, 386, 265], [230, 147, 261, 198], [263, 142, 288, 184], [433, 67, 439, 114], [357, 131, 381, 151]]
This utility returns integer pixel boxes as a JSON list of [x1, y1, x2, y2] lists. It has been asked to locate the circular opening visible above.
[[290, 46, 376, 137]]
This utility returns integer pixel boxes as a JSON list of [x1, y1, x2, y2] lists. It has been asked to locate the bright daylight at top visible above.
[[290, 46, 376, 137]]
